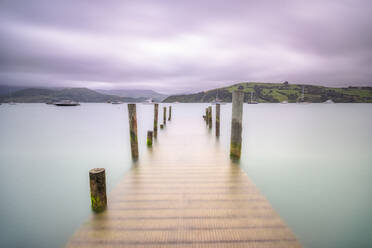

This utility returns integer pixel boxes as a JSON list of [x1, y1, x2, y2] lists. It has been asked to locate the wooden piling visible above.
[[154, 104, 158, 138], [89, 168, 107, 213], [216, 103, 220, 137], [160, 124, 164, 129], [163, 106, 167, 125], [208, 106, 212, 129], [230, 90, 244, 159], [205, 108, 208, 124], [168, 106, 172, 121], [127, 104, 139, 160], [147, 131, 153, 147]]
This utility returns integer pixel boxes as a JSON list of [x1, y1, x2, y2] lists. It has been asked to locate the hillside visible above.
[[163, 82, 372, 103], [97, 89, 168, 102], [0, 87, 145, 103]]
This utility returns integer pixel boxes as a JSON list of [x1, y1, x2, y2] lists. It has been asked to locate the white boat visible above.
[[247, 92, 258, 104], [142, 98, 154, 105], [324, 99, 334, 104], [297, 86, 311, 104], [111, 101, 123, 104], [54, 100, 80, 106], [8, 89, 16, 104], [281, 100, 288, 104], [211, 91, 226, 105]]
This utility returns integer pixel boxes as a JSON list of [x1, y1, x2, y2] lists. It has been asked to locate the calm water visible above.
[[0, 103, 371, 248]]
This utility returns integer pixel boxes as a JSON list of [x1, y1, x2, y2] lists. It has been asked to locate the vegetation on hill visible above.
[[96, 89, 168, 102], [0, 87, 145, 103], [163, 82, 372, 103]]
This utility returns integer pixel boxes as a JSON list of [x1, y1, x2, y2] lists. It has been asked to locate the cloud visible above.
[[0, 0, 371, 93]]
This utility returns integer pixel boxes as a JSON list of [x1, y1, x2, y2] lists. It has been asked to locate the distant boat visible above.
[[54, 100, 80, 106], [324, 99, 334, 104], [247, 92, 258, 104], [297, 86, 311, 104], [8, 89, 16, 105], [142, 98, 154, 105], [45, 100, 54, 105], [111, 101, 123, 104], [211, 90, 226, 105], [281, 101, 288, 104]]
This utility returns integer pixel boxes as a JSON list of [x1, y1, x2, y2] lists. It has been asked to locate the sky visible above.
[[0, 0, 371, 94]]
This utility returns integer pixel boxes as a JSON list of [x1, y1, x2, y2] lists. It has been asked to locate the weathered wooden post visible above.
[[160, 124, 164, 129], [205, 108, 208, 124], [127, 104, 139, 160], [154, 104, 158, 138], [163, 106, 167, 125], [216, 103, 220, 137], [230, 90, 244, 159], [89, 168, 107, 213], [208, 106, 212, 129], [168, 106, 172, 121], [147, 131, 153, 147]]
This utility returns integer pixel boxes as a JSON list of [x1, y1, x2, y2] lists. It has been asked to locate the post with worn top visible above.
[[208, 106, 212, 129], [205, 108, 208, 124], [89, 168, 107, 213], [163, 106, 167, 125], [230, 90, 244, 159], [147, 131, 153, 147], [216, 103, 220, 137], [168, 106, 172, 121], [128, 104, 138, 160], [154, 104, 158, 138]]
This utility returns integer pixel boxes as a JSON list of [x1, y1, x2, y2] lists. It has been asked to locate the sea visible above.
[[0, 103, 371, 248]]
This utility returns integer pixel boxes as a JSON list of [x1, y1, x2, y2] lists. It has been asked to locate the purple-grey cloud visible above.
[[0, 0, 371, 93]]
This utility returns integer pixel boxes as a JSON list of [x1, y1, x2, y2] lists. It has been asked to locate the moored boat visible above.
[[247, 91, 258, 104], [142, 98, 154, 104], [54, 100, 80, 106], [324, 99, 334, 104]]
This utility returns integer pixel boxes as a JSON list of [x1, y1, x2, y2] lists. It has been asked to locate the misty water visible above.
[[0, 103, 371, 248]]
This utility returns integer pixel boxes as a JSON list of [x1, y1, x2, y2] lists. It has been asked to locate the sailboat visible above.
[[247, 91, 258, 104], [297, 85, 310, 104], [8, 89, 16, 105], [211, 91, 226, 105]]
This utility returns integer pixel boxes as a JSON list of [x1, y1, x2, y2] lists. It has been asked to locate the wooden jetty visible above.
[[67, 106, 301, 248]]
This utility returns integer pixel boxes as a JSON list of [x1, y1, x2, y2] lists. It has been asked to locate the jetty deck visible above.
[[67, 110, 301, 248]]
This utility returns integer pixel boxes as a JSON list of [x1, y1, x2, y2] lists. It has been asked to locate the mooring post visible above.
[[208, 106, 212, 129], [205, 108, 208, 124], [216, 103, 220, 137], [127, 104, 139, 160], [168, 106, 172, 121], [160, 124, 164, 129], [89, 168, 107, 213], [147, 130, 153, 147], [230, 90, 244, 159], [163, 106, 167, 125], [154, 104, 158, 138]]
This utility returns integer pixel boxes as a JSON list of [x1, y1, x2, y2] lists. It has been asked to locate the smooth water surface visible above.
[[0, 103, 371, 248]]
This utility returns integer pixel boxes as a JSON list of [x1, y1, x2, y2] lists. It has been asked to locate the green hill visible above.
[[0, 87, 145, 103], [163, 82, 372, 103]]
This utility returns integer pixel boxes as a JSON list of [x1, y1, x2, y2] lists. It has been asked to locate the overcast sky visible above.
[[0, 0, 371, 93]]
